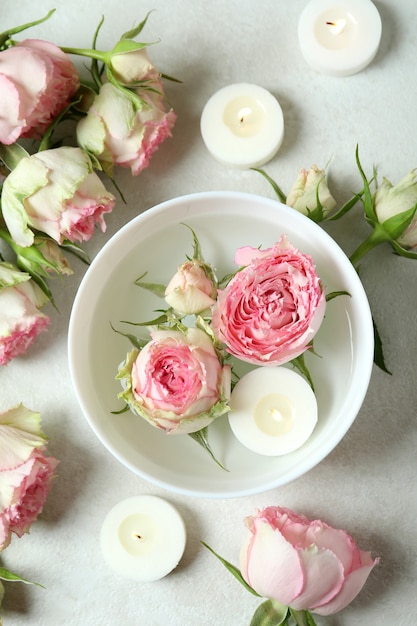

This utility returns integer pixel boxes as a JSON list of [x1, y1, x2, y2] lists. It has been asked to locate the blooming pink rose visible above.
[[0, 404, 58, 551], [0, 263, 50, 366], [240, 506, 379, 616], [211, 236, 326, 366], [76, 81, 176, 176], [117, 328, 231, 434], [1, 146, 116, 247], [165, 260, 217, 315], [0, 38, 79, 145]]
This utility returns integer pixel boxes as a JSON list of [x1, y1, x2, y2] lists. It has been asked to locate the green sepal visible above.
[[0, 143, 30, 171], [189, 427, 228, 471], [325, 290, 350, 302], [0, 566, 44, 588], [58, 240, 90, 265], [119, 313, 170, 328], [355, 145, 376, 222], [250, 600, 289, 626], [201, 542, 261, 597], [111, 39, 151, 57], [134, 272, 167, 297], [328, 190, 363, 221], [110, 323, 149, 350], [381, 202, 417, 240], [251, 168, 287, 204], [390, 239, 417, 259], [372, 316, 391, 374], [120, 11, 153, 40], [0, 9, 55, 49], [289, 609, 318, 626]]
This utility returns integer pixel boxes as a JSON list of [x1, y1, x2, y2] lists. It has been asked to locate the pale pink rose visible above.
[[0, 264, 50, 366], [76, 81, 176, 176], [117, 328, 231, 434], [1, 146, 116, 247], [0, 404, 58, 551], [165, 260, 217, 315], [211, 236, 326, 366], [240, 506, 379, 616], [0, 38, 79, 145]]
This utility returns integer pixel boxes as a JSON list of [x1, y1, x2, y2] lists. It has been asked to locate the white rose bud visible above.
[[286, 165, 336, 219], [373, 171, 417, 248]]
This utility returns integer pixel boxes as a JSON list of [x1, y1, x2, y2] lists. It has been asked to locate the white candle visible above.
[[228, 367, 318, 456], [200, 83, 284, 169], [100, 495, 186, 582], [298, 0, 382, 77]]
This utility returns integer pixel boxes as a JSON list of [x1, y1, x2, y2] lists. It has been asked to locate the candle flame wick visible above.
[[134, 533, 142, 540], [326, 21, 336, 26]]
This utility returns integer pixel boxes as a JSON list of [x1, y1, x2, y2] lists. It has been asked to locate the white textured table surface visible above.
[[2, 1, 417, 624]]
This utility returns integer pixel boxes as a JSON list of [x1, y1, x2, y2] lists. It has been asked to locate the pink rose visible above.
[[0, 263, 50, 366], [0, 38, 79, 145], [211, 236, 326, 366], [76, 81, 176, 176], [0, 404, 58, 551], [117, 328, 231, 434], [165, 260, 217, 315], [1, 146, 115, 247], [240, 506, 379, 616]]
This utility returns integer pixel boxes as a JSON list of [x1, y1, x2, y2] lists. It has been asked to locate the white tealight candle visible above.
[[228, 367, 318, 456], [200, 83, 284, 169], [298, 0, 382, 77], [100, 495, 186, 582]]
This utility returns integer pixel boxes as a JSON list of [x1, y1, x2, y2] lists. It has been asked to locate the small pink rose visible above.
[[211, 236, 326, 366], [240, 506, 379, 616], [0, 39, 79, 145], [117, 327, 231, 434]]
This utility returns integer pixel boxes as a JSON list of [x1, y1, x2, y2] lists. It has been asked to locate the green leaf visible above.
[[251, 168, 287, 204], [290, 353, 315, 391], [0, 567, 44, 588], [201, 542, 261, 597], [0, 143, 30, 171], [372, 316, 391, 374], [325, 290, 351, 302], [355, 145, 376, 222], [110, 322, 149, 350], [250, 600, 289, 626], [189, 427, 228, 471]]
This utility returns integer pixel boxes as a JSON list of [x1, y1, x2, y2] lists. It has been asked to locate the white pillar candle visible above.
[[298, 0, 382, 77], [200, 83, 284, 169], [100, 495, 186, 582], [228, 367, 318, 456]]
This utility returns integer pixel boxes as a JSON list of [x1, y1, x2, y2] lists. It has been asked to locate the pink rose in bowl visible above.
[[0, 263, 50, 366], [0, 38, 79, 145], [211, 235, 326, 366], [1, 146, 116, 248], [0, 404, 58, 551], [165, 260, 217, 315], [240, 506, 379, 616], [117, 327, 231, 434]]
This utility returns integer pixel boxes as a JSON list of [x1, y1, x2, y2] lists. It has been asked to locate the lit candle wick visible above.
[[238, 106, 252, 125], [134, 533, 142, 540], [326, 19, 347, 35]]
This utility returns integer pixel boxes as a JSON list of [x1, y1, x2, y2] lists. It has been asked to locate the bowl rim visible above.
[[68, 190, 374, 498]]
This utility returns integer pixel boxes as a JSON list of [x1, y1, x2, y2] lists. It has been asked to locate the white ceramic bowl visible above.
[[68, 191, 374, 498]]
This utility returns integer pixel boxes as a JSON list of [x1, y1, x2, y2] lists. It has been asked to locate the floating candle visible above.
[[298, 0, 382, 77], [200, 83, 284, 169], [100, 495, 186, 582], [228, 367, 318, 456]]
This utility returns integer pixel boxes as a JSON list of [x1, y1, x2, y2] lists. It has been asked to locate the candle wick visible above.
[[134, 533, 142, 540], [326, 21, 336, 26]]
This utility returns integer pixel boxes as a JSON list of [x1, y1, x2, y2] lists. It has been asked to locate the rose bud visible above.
[[164, 260, 217, 315], [286, 165, 336, 221], [0, 38, 79, 145], [240, 506, 379, 616], [110, 46, 160, 85], [373, 171, 417, 249], [1, 146, 115, 248]]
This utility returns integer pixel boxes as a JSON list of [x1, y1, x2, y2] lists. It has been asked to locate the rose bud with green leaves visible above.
[[0, 263, 50, 366], [164, 260, 217, 316], [286, 164, 337, 221], [76, 81, 176, 177], [0, 404, 58, 550], [0, 38, 79, 145], [1, 146, 115, 248], [211, 236, 326, 367], [117, 327, 231, 435]]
